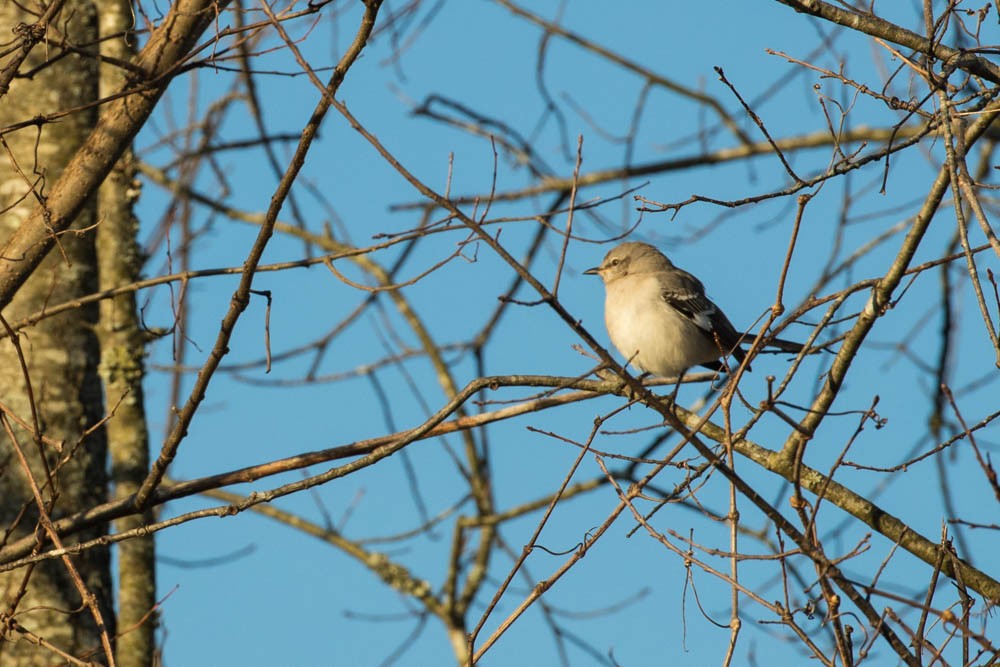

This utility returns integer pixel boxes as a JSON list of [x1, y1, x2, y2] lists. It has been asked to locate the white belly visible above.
[[604, 276, 719, 376]]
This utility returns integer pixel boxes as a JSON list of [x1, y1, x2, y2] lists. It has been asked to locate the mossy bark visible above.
[[97, 2, 158, 665], [0, 2, 113, 663]]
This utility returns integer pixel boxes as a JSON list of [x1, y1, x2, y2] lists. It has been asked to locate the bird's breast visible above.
[[603, 276, 718, 376]]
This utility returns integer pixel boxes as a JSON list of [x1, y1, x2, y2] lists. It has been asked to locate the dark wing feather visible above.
[[706, 307, 748, 365], [661, 271, 748, 365]]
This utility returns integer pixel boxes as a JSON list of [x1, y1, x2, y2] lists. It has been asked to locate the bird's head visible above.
[[584, 242, 673, 283]]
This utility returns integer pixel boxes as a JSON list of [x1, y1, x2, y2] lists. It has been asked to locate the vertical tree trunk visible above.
[[97, 3, 157, 665], [0, 2, 114, 663]]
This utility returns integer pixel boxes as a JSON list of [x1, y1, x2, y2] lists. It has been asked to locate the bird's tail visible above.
[[764, 337, 806, 354]]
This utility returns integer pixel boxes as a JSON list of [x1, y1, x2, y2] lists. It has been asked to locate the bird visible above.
[[585, 241, 759, 378]]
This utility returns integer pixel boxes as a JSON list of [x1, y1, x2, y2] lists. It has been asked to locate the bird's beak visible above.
[[583, 266, 600, 275]]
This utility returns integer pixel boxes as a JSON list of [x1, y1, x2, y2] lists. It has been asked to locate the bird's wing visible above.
[[660, 271, 747, 362]]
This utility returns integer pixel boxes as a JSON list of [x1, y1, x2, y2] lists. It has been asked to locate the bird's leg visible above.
[[667, 372, 683, 405]]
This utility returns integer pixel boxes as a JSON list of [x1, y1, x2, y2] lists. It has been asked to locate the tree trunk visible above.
[[0, 2, 114, 664], [97, 2, 157, 666]]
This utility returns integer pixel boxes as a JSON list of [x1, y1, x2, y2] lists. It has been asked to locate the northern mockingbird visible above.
[[585, 241, 764, 377]]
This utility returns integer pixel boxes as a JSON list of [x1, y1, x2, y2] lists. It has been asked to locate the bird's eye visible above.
[[610, 258, 620, 266]]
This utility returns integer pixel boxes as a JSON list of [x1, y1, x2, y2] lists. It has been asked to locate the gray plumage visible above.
[[585, 242, 748, 376]]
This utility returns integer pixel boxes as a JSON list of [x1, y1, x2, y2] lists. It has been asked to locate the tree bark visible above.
[[0, 2, 114, 664], [0, 0, 227, 310], [97, 3, 157, 666]]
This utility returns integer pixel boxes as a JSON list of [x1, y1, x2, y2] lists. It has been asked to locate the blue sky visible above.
[[129, 2, 999, 665]]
